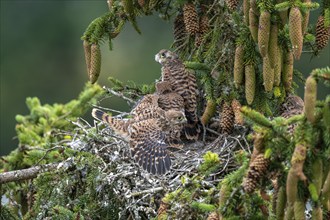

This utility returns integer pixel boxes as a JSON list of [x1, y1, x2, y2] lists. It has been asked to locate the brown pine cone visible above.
[[316, 16, 330, 50], [231, 99, 244, 125], [243, 154, 270, 193], [219, 102, 235, 134], [195, 14, 209, 47], [225, 0, 239, 11], [183, 3, 199, 35], [174, 13, 187, 47], [157, 201, 169, 217], [207, 212, 219, 220]]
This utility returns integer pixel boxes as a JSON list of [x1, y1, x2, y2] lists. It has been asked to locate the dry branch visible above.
[[0, 162, 68, 184]]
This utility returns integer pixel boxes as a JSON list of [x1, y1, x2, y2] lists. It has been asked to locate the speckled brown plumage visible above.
[[92, 108, 186, 175], [155, 49, 201, 140], [279, 94, 304, 135]]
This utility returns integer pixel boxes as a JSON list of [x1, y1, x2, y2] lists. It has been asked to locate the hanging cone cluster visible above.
[[225, 0, 239, 11], [195, 14, 210, 47], [231, 99, 244, 125], [316, 16, 330, 50], [219, 102, 235, 135], [183, 3, 199, 35], [289, 7, 303, 60], [258, 11, 271, 58], [234, 45, 244, 88], [83, 41, 101, 84], [245, 65, 256, 105], [243, 154, 270, 193], [206, 212, 219, 220], [174, 13, 187, 47]]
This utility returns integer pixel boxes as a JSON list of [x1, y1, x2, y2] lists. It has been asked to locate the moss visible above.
[[191, 202, 216, 212]]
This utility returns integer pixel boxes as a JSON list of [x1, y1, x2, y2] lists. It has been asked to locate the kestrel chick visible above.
[[92, 108, 186, 175], [155, 49, 201, 140]]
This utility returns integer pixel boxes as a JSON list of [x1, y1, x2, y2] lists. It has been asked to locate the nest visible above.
[[71, 113, 251, 219]]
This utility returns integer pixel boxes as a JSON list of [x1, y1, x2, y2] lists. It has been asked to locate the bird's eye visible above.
[[178, 116, 184, 121], [160, 52, 166, 58]]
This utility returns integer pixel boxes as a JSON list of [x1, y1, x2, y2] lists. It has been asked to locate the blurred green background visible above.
[[0, 1, 329, 156]]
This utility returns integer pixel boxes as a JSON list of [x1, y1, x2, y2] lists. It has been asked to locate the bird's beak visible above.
[[155, 54, 160, 63]]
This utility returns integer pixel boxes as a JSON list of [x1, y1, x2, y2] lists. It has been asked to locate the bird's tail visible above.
[[92, 108, 129, 137]]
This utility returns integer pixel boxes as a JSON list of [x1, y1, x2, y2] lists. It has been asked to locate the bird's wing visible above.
[[129, 119, 171, 175]]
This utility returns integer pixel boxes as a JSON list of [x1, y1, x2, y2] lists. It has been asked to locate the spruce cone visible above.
[[258, 11, 271, 57], [243, 154, 270, 193], [250, 0, 259, 15], [207, 212, 219, 220], [304, 75, 317, 123], [83, 40, 91, 75], [219, 102, 235, 135], [199, 14, 210, 34], [262, 56, 274, 92], [316, 16, 330, 50], [268, 24, 278, 68], [245, 64, 256, 105], [289, 7, 303, 60], [89, 44, 101, 84], [301, 0, 311, 34], [231, 99, 244, 125], [234, 46, 244, 88], [183, 3, 199, 35], [282, 50, 294, 92], [195, 14, 209, 47], [274, 47, 282, 86], [249, 8, 259, 42], [243, 0, 250, 25], [174, 13, 187, 48], [276, 0, 288, 25], [225, 0, 239, 11]]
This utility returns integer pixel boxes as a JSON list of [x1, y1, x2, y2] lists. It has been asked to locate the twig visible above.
[[103, 86, 135, 104], [130, 187, 164, 197]]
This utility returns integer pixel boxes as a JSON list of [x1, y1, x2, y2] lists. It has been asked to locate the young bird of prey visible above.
[[92, 108, 186, 175], [155, 49, 201, 140]]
